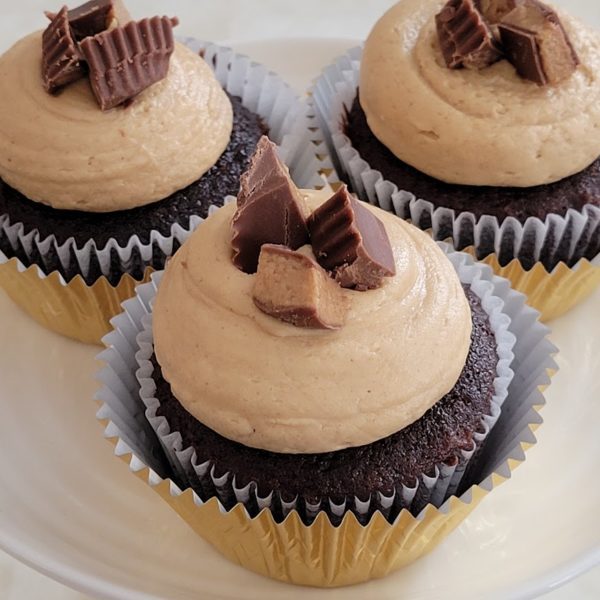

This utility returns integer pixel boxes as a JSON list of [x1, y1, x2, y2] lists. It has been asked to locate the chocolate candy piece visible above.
[[231, 136, 309, 274], [307, 185, 396, 291], [436, 0, 503, 69], [498, 0, 579, 85], [476, 0, 517, 24], [252, 245, 347, 330], [79, 16, 179, 111], [46, 0, 115, 40], [42, 6, 85, 93]]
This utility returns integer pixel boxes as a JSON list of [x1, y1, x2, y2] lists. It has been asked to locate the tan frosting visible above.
[[0, 33, 233, 212], [360, 0, 600, 187], [153, 191, 473, 455]]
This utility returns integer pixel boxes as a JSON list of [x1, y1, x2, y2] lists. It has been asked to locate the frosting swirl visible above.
[[153, 191, 472, 454], [360, 0, 600, 187], [0, 33, 232, 212]]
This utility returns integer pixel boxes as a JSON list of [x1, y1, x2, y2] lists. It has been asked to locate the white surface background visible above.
[[0, 0, 598, 598]]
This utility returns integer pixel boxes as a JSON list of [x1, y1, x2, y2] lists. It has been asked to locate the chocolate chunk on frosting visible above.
[[231, 136, 309, 274], [79, 16, 179, 110], [498, 0, 579, 85], [252, 244, 347, 330], [42, 6, 85, 93], [307, 185, 396, 291], [436, 0, 503, 69], [46, 0, 116, 41]]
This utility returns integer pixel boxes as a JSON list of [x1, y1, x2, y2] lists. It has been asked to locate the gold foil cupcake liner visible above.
[[462, 251, 600, 322], [309, 44, 600, 318], [0, 38, 333, 344], [96, 250, 556, 587], [108, 468, 497, 587], [0, 257, 153, 345]]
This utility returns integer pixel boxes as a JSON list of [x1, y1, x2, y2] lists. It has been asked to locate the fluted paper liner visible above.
[[463, 250, 600, 321], [95, 248, 556, 587], [309, 46, 600, 320], [0, 38, 332, 344], [0, 258, 153, 345]]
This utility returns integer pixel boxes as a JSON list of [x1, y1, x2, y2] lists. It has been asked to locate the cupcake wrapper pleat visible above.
[[308, 46, 600, 319], [0, 38, 332, 343], [463, 249, 600, 321], [95, 246, 556, 586], [0, 257, 154, 344], [0, 210, 191, 285]]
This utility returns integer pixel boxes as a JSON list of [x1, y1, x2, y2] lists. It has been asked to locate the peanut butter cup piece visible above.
[[498, 0, 579, 85], [436, 0, 503, 69], [252, 245, 347, 330], [46, 0, 116, 41], [79, 16, 179, 111], [307, 185, 396, 291], [42, 6, 85, 93], [231, 136, 309, 274]]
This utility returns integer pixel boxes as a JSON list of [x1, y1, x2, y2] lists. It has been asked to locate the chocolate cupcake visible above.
[[0, 1, 323, 343], [96, 139, 557, 587], [311, 0, 600, 320]]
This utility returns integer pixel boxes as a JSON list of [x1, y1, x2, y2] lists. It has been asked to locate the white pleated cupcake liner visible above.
[[96, 246, 558, 528], [0, 38, 328, 285], [309, 46, 600, 273]]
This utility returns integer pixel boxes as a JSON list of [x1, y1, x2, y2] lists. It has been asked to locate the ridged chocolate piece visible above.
[[231, 136, 310, 274], [476, 0, 517, 24], [46, 0, 115, 40], [252, 245, 347, 330], [436, 0, 503, 69], [498, 0, 579, 85], [79, 16, 179, 111], [42, 6, 85, 93], [307, 185, 396, 291]]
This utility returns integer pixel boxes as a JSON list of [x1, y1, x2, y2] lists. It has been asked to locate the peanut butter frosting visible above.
[[153, 191, 473, 455], [360, 0, 600, 187], [0, 32, 233, 212]]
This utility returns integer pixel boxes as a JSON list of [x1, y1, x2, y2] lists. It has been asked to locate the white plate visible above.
[[0, 36, 599, 600]]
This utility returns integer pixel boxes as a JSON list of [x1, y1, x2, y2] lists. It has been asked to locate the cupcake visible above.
[[96, 137, 556, 587], [311, 0, 600, 321], [0, 1, 321, 344]]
